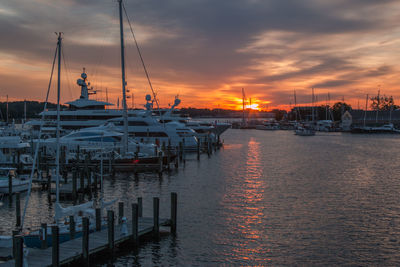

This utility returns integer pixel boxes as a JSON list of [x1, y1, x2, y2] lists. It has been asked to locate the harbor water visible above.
[[2, 129, 400, 265]]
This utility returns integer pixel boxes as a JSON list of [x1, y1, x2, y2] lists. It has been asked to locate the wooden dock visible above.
[[2, 193, 178, 267], [1, 217, 169, 267]]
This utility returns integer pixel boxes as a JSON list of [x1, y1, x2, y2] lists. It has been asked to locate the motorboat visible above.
[[0, 167, 29, 194], [294, 126, 316, 136]]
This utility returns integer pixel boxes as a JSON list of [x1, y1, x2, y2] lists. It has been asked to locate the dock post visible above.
[[137, 197, 143, 217], [118, 202, 124, 224], [153, 197, 159, 238], [171, 192, 177, 234], [14, 235, 23, 267], [12, 230, 19, 258], [80, 169, 84, 193], [197, 140, 200, 160], [15, 192, 21, 228], [131, 203, 139, 246], [52, 225, 59, 267], [69, 216, 75, 240], [107, 210, 115, 253], [96, 208, 101, 231], [41, 223, 48, 249], [82, 217, 89, 266], [8, 172, 12, 201], [47, 169, 51, 200], [179, 142, 183, 162], [158, 152, 163, 177], [72, 168, 77, 202]]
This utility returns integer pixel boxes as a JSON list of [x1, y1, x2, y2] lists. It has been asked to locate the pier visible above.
[[1, 193, 177, 266]]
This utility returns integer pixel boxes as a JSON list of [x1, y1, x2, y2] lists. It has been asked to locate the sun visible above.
[[246, 103, 259, 110]]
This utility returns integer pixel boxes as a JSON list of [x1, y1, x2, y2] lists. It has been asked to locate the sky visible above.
[[1, 0, 400, 110]]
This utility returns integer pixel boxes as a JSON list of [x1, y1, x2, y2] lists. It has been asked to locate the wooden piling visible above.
[[8, 173, 12, 201], [96, 208, 101, 231], [158, 152, 163, 177], [138, 197, 143, 217], [107, 210, 115, 253], [69, 216, 75, 240], [14, 235, 23, 267], [171, 192, 177, 234], [72, 169, 77, 201], [12, 230, 19, 258], [41, 223, 47, 249], [153, 197, 159, 237], [82, 217, 89, 266], [197, 140, 200, 160], [15, 192, 21, 228], [52, 225, 59, 267], [131, 203, 139, 246], [118, 202, 124, 224]]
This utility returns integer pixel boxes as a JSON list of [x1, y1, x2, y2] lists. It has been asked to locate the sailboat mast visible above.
[[242, 88, 245, 125], [363, 94, 368, 127], [55, 32, 62, 203], [118, 0, 129, 154]]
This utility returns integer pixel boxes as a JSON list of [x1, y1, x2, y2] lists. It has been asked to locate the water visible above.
[[2, 129, 400, 265]]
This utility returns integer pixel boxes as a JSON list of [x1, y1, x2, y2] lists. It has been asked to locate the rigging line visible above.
[[122, 3, 161, 114], [21, 44, 58, 229], [61, 46, 73, 101]]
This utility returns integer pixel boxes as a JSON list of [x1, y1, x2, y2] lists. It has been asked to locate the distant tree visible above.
[[271, 109, 287, 121], [370, 95, 398, 111], [331, 102, 352, 121]]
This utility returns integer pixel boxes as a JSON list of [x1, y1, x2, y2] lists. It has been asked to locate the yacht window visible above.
[[128, 121, 149, 126]]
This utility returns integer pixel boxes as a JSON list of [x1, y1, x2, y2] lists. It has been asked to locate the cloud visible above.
[[1, 0, 400, 109]]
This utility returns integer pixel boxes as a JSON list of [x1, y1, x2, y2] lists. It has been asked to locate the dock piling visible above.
[[82, 217, 89, 266], [52, 225, 59, 267], [14, 235, 23, 267], [153, 197, 159, 238], [137, 197, 143, 217], [96, 208, 101, 231], [107, 210, 115, 253], [69, 216, 75, 240], [8, 173, 12, 201], [171, 192, 177, 234], [15, 192, 21, 228], [118, 202, 124, 224], [131, 203, 139, 246], [41, 223, 47, 249]]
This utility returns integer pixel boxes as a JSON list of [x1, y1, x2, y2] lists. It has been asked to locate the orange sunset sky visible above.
[[2, 0, 400, 110]]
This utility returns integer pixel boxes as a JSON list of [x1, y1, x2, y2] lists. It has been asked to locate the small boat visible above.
[[256, 121, 280, 130], [351, 123, 400, 134], [0, 167, 29, 194], [295, 126, 315, 136]]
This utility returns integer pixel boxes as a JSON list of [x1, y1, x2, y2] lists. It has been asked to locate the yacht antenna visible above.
[[55, 32, 62, 203], [118, 0, 129, 155]]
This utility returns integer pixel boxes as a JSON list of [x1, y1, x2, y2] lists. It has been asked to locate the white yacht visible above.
[[37, 123, 157, 161], [156, 97, 230, 139], [26, 70, 136, 134], [108, 114, 199, 150]]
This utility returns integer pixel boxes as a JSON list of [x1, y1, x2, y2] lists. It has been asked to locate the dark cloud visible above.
[[1, 0, 400, 107]]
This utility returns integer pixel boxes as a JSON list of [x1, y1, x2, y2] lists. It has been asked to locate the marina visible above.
[[2, 0, 400, 265]]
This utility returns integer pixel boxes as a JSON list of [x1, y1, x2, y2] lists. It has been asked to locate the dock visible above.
[[1, 193, 177, 267]]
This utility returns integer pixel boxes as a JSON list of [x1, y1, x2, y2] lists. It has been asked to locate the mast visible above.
[[375, 89, 380, 123], [55, 32, 62, 203], [242, 88, 245, 126], [24, 99, 27, 123], [118, 0, 129, 155], [6, 95, 8, 124], [363, 94, 368, 127]]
